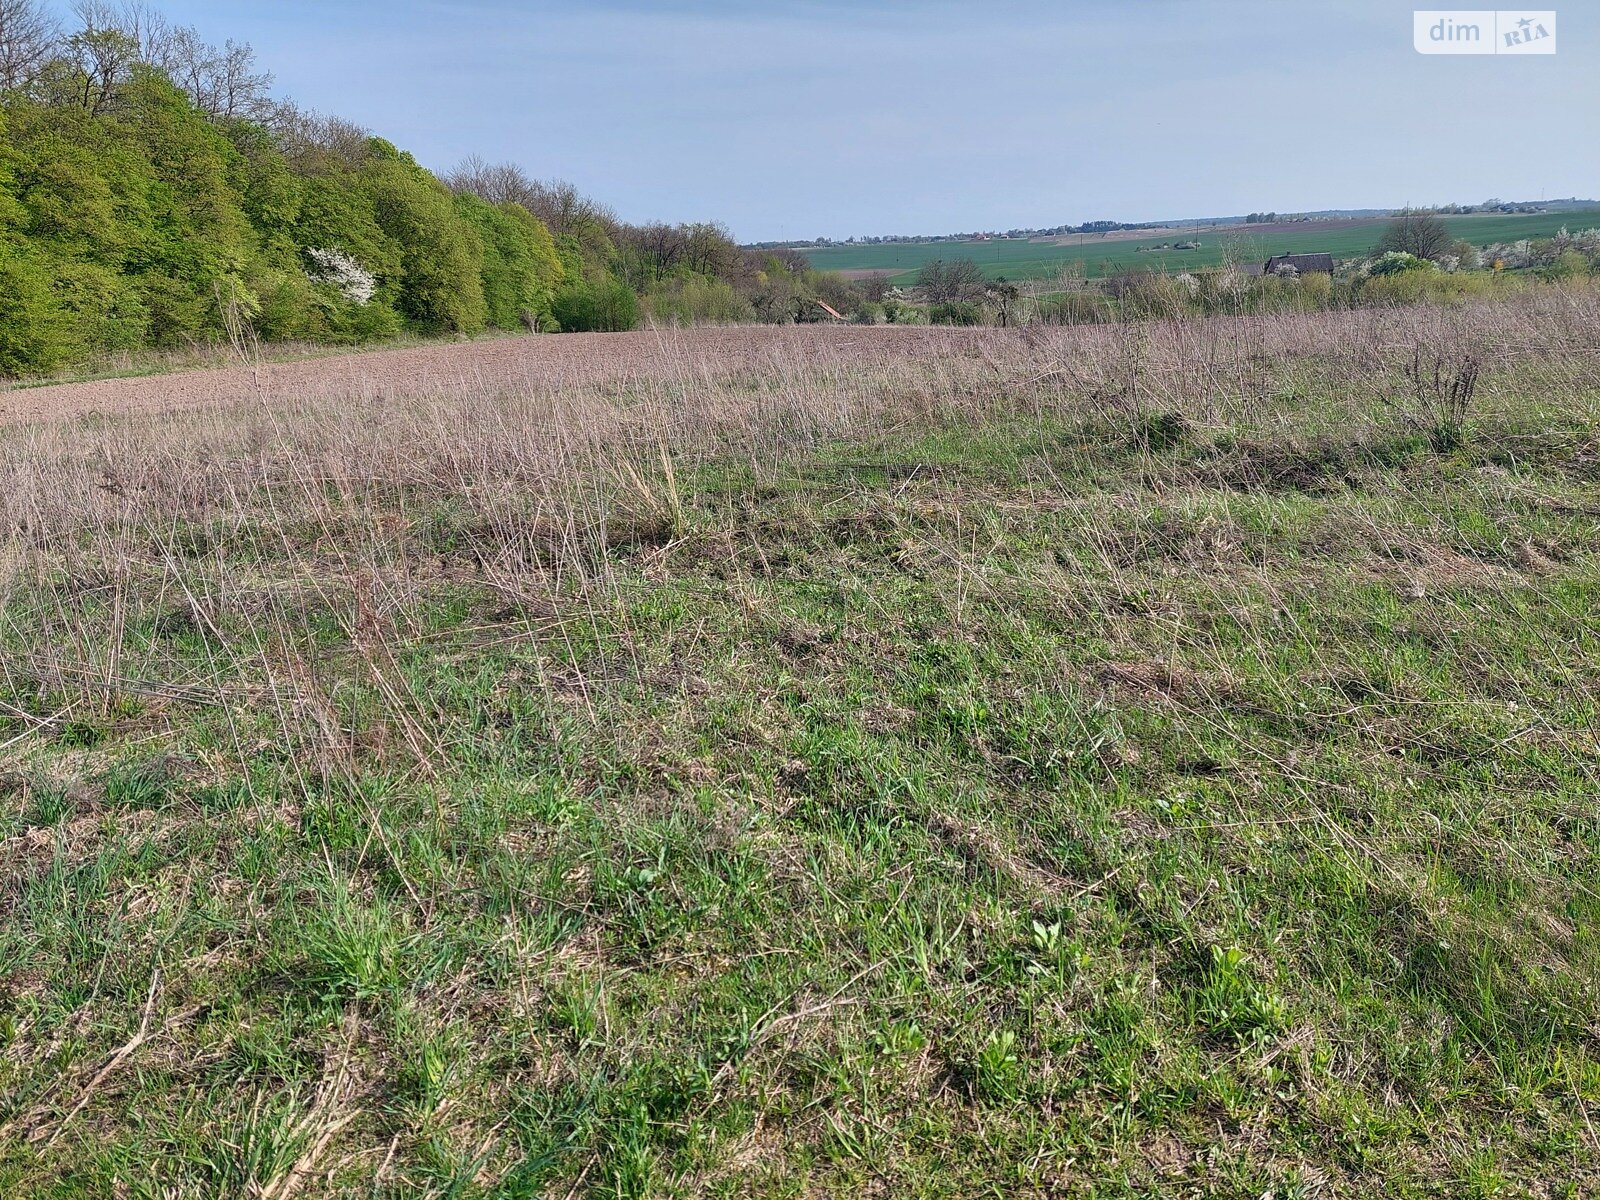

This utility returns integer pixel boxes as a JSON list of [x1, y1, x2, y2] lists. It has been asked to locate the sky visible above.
[[126, 0, 1596, 242]]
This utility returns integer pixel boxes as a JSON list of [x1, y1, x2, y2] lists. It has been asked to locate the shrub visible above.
[[1541, 250, 1589, 281], [644, 275, 752, 326], [553, 277, 640, 332], [1368, 251, 1436, 277], [1105, 271, 1194, 319], [1298, 270, 1334, 306], [1397, 341, 1482, 451], [1194, 269, 1249, 315], [929, 300, 982, 325], [305, 247, 377, 304], [1035, 290, 1111, 324], [1360, 269, 1495, 307]]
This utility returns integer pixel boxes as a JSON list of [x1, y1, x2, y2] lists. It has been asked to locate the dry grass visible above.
[[2, 286, 1599, 1197]]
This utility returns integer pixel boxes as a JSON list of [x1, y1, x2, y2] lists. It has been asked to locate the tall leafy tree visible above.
[[454, 192, 563, 330], [363, 139, 485, 334]]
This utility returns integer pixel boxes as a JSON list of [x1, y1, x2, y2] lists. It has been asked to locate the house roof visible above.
[[1264, 253, 1334, 274]]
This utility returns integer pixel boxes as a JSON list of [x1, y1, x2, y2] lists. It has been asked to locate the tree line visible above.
[[0, 0, 865, 376]]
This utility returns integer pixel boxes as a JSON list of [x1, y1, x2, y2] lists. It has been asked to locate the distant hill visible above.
[[760, 199, 1599, 252], [794, 210, 1593, 285]]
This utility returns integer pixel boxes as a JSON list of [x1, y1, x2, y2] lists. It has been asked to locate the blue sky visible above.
[[132, 0, 1595, 241]]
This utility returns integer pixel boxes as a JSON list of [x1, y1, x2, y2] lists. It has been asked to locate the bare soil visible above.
[[0, 325, 993, 425]]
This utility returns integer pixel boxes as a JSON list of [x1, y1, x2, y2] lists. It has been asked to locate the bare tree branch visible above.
[[0, 0, 59, 89]]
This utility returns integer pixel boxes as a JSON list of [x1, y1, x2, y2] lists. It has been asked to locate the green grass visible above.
[[3, 310, 1600, 1196], [800, 212, 1588, 282]]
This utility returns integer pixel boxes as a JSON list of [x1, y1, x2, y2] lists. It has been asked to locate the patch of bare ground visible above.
[[0, 325, 999, 425]]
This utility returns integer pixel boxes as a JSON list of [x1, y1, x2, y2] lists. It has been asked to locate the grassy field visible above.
[[800, 212, 1588, 283], [3, 295, 1600, 1197]]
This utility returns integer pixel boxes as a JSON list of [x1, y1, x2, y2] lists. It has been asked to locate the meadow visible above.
[[2, 294, 1599, 1197], [800, 211, 1586, 282]]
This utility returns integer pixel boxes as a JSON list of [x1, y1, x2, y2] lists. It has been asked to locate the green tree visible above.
[[113, 69, 255, 343], [0, 108, 69, 372], [362, 139, 486, 333], [224, 120, 302, 253], [0, 248, 69, 373], [454, 192, 563, 330]]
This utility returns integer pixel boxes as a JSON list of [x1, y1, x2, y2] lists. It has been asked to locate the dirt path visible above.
[[0, 325, 993, 425]]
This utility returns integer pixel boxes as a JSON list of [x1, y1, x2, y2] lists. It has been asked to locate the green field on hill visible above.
[[799, 211, 1586, 282]]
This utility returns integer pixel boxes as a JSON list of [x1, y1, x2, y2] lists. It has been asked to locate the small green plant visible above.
[[1025, 919, 1091, 987], [296, 891, 408, 1004], [397, 1030, 458, 1116], [1136, 409, 1191, 452], [550, 977, 606, 1043], [56, 717, 109, 749], [595, 1102, 656, 1200], [873, 1019, 927, 1058], [24, 785, 75, 827], [101, 754, 182, 810], [197, 1087, 324, 1196], [1030, 919, 1062, 958], [973, 1029, 1022, 1102], [1195, 946, 1289, 1041]]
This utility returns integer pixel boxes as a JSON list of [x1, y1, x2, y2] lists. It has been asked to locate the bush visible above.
[[248, 266, 324, 341], [1104, 271, 1198, 319], [644, 275, 752, 326], [1540, 250, 1589, 281], [1368, 251, 1436, 277], [1298, 271, 1334, 307], [1034, 291, 1111, 325], [1358, 269, 1497, 308], [553, 277, 641, 332], [929, 300, 982, 326]]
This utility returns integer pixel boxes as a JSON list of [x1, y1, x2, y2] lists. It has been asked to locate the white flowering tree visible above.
[[1480, 240, 1533, 269], [305, 248, 377, 305]]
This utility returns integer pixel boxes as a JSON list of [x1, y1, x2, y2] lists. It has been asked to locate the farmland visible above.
[[799, 211, 1586, 282], [3, 292, 1600, 1196]]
